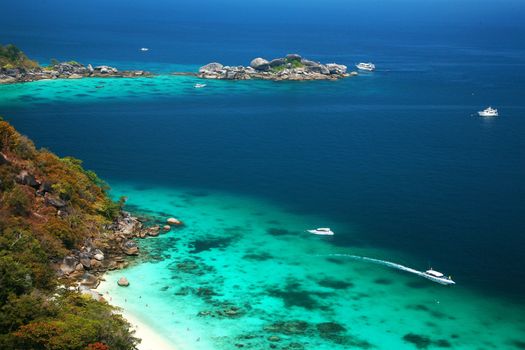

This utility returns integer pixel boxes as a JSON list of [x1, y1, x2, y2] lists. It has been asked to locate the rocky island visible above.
[[0, 44, 151, 84], [198, 53, 356, 81]]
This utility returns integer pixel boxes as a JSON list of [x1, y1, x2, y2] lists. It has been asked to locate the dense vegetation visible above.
[[0, 44, 39, 70], [271, 56, 304, 73], [0, 118, 138, 349]]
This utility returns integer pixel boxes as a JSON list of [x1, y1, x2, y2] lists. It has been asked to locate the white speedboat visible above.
[[422, 269, 455, 285], [478, 107, 498, 117], [356, 62, 375, 71], [194, 83, 207, 88], [140, 47, 149, 52], [307, 228, 334, 236]]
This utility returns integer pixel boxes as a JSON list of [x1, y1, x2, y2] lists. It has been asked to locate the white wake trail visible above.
[[327, 254, 432, 280]]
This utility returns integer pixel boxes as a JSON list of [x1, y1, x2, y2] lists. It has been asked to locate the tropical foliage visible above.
[[0, 44, 39, 70], [0, 120, 137, 349]]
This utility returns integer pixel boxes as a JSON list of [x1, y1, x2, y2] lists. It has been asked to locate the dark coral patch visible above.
[[268, 280, 332, 310], [317, 278, 353, 289], [264, 321, 310, 335], [403, 333, 431, 349], [326, 257, 345, 265], [189, 236, 235, 254], [269, 288, 321, 310], [435, 339, 452, 348], [267, 228, 293, 236], [243, 252, 273, 261], [373, 278, 392, 285], [316, 322, 346, 334], [512, 340, 525, 349]]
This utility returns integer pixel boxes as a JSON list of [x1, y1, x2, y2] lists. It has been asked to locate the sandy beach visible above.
[[120, 310, 177, 350]]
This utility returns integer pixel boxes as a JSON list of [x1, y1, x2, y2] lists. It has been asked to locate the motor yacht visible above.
[[356, 62, 375, 71], [307, 228, 334, 236], [422, 268, 455, 285], [478, 107, 498, 117], [194, 83, 207, 88]]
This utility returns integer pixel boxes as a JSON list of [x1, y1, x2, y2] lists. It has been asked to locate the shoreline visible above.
[[97, 279, 181, 350], [118, 309, 178, 350]]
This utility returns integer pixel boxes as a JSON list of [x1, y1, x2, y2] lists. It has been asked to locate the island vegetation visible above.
[[0, 118, 139, 349], [0, 44, 39, 70]]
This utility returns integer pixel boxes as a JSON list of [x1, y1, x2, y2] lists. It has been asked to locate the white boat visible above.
[[422, 268, 455, 285], [194, 83, 207, 88], [478, 107, 498, 117], [356, 62, 375, 71], [140, 48, 149, 52], [307, 228, 334, 236]]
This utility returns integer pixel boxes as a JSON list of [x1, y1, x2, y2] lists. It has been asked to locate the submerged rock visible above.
[[167, 217, 182, 225]]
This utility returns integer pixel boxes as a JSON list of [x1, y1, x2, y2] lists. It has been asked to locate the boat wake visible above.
[[325, 254, 455, 285]]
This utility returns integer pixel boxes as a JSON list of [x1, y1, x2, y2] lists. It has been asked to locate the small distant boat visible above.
[[307, 228, 334, 236], [140, 48, 149, 52], [356, 62, 376, 71], [478, 106, 498, 117], [422, 268, 456, 285], [194, 83, 207, 88]]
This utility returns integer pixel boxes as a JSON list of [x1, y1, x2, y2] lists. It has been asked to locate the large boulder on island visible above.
[[118, 277, 130, 287], [325, 63, 347, 75], [306, 64, 330, 75], [94, 65, 118, 74], [286, 53, 302, 61], [301, 59, 320, 67], [269, 58, 286, 67], [199, 62, 224, 73], [250, 57, 270, 71]]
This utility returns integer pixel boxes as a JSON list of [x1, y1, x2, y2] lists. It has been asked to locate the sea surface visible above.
[[2, 0, 525, 349]]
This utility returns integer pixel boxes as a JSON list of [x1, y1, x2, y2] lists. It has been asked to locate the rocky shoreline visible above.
[[197, 53, 356, 81], [57, 209, 182, 299], [0, 61, 151, 84]]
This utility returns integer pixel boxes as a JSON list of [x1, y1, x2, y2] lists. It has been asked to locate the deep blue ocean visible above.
[[2, 0, 525, 308]]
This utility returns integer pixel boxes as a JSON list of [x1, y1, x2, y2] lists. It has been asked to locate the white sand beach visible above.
[[120, 310, 177, 350]]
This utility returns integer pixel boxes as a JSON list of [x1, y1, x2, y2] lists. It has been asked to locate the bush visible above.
[[0, 256, 33, 304], [4, 185, 33, 216]]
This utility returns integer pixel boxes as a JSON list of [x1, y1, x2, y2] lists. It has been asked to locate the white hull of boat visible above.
[[422, 274, 456, 285], [356, 63, 375, 71], [307, 229, 334, 236], [478, 111, 498, 117]]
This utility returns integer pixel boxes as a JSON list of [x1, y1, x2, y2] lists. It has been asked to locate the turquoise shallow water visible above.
[[97, 182, 525, 350]]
